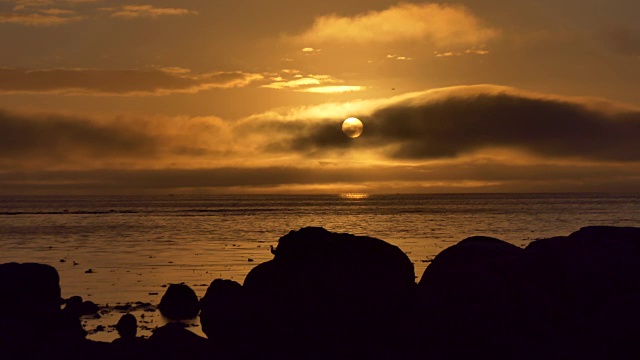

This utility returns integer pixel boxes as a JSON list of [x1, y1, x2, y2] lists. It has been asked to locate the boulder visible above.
[[116, 314, 138, 339], [199, 279, 248, 357], [199, 279, 245, 336], [0, 262, 62, 338], [415, 236, 534, 359], [111, 314, 148, 359], [521, 226, 640, 357], [413, 226, 640, 358], [158, 284, 199, 320], [419, 235, 522, 290], [147, 323, 209, 359], [245, 227, 415, 296], [243, 227, 416, 359]]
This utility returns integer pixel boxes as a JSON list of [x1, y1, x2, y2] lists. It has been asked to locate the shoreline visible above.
[[4, 225, 640, 359]]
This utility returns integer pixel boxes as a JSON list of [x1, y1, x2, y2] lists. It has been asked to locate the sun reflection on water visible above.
[[339, 193, 369, 200]]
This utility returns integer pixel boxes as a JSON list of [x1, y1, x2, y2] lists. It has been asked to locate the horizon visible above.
[[3, 191, 640, 198]]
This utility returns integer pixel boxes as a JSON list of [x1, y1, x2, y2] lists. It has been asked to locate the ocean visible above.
[[2, 193, 639, 340]]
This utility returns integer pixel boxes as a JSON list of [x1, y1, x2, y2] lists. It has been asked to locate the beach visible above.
[[2, 193, 640, 341]]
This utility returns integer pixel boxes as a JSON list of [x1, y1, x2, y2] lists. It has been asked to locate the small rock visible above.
[[116, 314, 137, 339], [81, 300, 99, 315], [158, 284, 200, 320], [85, 269, 94, 274]]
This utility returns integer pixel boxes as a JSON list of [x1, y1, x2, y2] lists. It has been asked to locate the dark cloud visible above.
[[0, 109, 156, 159], [0, 109, 224, 163], [3, 85, 640, 193], [0, 68, 263, 95], [1, 162, 640, 194], [281, 90, 640, 162]]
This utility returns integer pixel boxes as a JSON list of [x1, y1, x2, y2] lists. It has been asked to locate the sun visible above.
[[342, 117, 364, 138]]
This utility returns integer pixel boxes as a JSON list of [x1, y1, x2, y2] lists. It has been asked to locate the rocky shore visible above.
[[2, 226, 640, 359]]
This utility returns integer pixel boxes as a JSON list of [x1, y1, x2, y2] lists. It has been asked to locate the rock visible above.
[[158, 284, 199, 320], [112, 326, 147, 359], [64, 296, 84, 317], [0, 262, 62, 331], [0, 262, 97, 358], [418, 236, 523, 291], [413, 226, 640, 359], [415, 236, 531, 358], [147, 323, 209, 359], [243, 227, 416, 359], [63, 296, 96, 316], [80, 300, 99, 316], [199, 279, 247, 355], [521, 226, 640, 357], [116, 314, 137, 339]]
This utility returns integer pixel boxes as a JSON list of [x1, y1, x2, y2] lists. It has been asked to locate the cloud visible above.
[[297, 86, 365, 93], [434, 49, 490, 57], [252, 85, 640, 163], [386, 54, 412, 60], [262, 77, 322, 89], [2, 2, 194, 26], [100, 5, 196, 19], [0, 8, 83, 25], [0, 108, 240, 170], [261, 72, 363, 93], [0, 109, 157, 161], [0, 67, 263, 95], [300, 47, 322, 56], [5, 85, 640, 193], [3, 161, 640, 194], [11, 0, 99, 10], [293, 3, 499, 47]]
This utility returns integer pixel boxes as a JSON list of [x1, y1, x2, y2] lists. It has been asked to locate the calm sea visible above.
[[1, 193, 639, 339]]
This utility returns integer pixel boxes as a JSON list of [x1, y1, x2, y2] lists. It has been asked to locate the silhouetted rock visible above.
[[64, 296, 84, 317], [0, 262, 62, 339], [116, 314, 137, 339], [7, 225, 640, 359], [111, 314, 148, 359], [147, 323, 209, 359], [62, 296, 97, 317], [0, 263, 109, 359], [414, 226, 640, 359], [80, 300, 99, 316], [243, 227, 416, 359], [199, 279, 250, 358], [158, 284, 199, 320], [521, 226, 640, 358], [415, 236, 539, 358]]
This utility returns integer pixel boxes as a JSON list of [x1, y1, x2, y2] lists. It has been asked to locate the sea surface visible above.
[[2, 193, 640, 340]]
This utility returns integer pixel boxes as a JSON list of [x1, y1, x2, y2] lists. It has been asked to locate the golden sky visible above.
[[1, 0, 640, 194]]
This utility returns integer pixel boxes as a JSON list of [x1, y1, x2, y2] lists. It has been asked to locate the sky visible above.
[[1, 0, 640, 194]]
